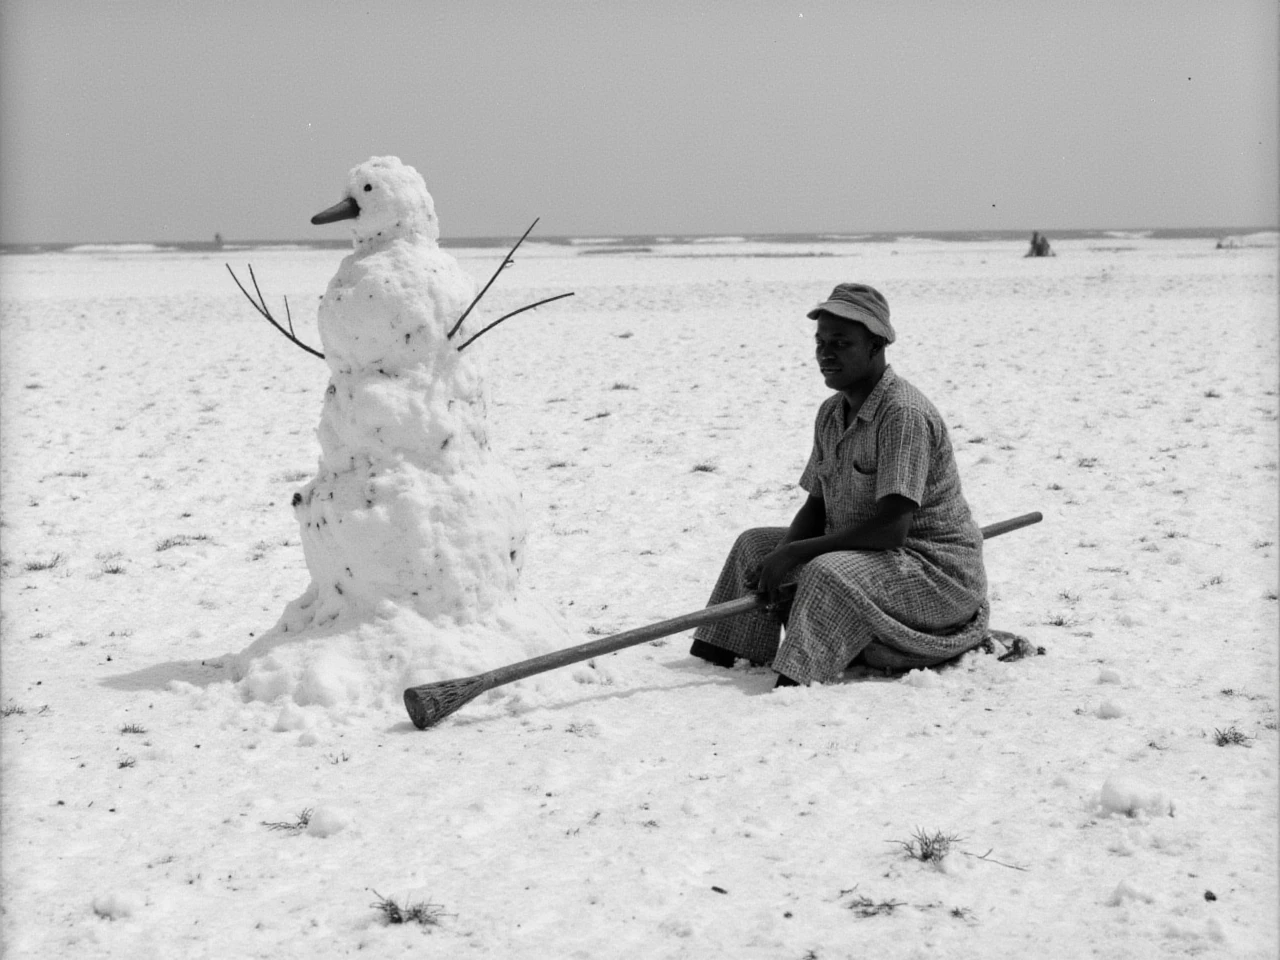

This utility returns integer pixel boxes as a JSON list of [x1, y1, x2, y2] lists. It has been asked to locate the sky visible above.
[[0, 0, 1276, 243]]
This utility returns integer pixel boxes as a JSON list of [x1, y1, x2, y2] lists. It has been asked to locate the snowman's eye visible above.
[[363, 184, 372, 192]]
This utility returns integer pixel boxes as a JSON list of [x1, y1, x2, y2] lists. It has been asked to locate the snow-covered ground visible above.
[[2, 234, 1276, 958]]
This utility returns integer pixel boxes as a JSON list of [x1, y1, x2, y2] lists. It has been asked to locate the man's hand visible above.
[[752, 542, 800, 604]]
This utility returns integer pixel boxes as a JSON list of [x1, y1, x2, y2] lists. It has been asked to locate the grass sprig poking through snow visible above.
[[894, 828, 961, 863], [155, 534, 211, 552], [261, 808, 313, 832], [846, 894, 907, 918], [1214, 726, 1252, 747], [23, 554, 65, 572], [369, 890, 449, 927], [891, 828, 1028, 871]]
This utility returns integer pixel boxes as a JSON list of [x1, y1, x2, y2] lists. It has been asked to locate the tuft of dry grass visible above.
[[261, 808, 313, 832], [156, 534, 211, 552], [846, 894, 907, 918], [894, 828, 962, 863], [1214, 726, 1251, 747], [24, 554, 65, 572], [369, 891, 449, 927]]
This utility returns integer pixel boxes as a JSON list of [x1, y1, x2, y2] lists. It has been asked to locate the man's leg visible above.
[[772, 551, 988, 684], [771, 552, 880, 685], [690, 527, 788, 667]]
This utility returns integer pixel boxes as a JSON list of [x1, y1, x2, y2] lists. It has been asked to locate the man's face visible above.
[[814, 313, 878, 391]]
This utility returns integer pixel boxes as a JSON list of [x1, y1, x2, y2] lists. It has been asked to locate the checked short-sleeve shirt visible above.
[[798, 366, 987, 624], [800, 367, 982, 554]]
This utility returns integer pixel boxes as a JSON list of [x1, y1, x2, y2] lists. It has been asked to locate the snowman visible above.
[[230, 157, 574, 713]]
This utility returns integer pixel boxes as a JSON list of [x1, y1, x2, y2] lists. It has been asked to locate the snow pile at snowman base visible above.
[[228, 591, 578, 719]]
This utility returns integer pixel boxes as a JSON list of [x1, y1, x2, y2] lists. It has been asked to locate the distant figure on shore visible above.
[[1025, 231, 1054, 257], [213, 232, 224, 249]]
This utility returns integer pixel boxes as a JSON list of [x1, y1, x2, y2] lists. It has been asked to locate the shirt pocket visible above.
[[824, 459, 880, 531], [845, 463, 879, 502]]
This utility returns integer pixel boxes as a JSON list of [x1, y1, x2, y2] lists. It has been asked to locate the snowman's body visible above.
[[294, 161, 526, 624], [231, 158, 569, 713]]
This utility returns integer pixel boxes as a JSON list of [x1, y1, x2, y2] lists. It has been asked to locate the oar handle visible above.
[[979, 511, 1042, 540]]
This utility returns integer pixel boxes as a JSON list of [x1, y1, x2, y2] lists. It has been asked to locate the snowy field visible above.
[[1, 233, 1277, 957]]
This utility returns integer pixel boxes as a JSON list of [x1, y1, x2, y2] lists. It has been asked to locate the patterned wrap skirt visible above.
[[692, 526, 990, 684]]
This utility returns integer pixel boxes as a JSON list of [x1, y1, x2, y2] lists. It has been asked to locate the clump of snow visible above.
[[1163, 916, 1229, 945], [305, 806, 351, 838], [92, 891, 143, 920], [272, 702, 313, 732], [1107, 879, 1155, 906], [902, 668, 942, 688], [570, 659, 619, 686], [229, 157, 572, 717], [1099, 775, 1174, 818], [1095, 698, 1125, 719], [1098, 667, 1123, 684]]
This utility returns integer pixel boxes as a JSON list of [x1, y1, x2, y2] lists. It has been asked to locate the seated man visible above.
[[690, 283, 989, 687]]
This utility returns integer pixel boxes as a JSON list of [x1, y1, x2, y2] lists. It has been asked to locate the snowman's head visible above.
[[312, 156, 439, 245]]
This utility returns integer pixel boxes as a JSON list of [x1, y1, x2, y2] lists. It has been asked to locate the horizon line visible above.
[[3, 224, 1277, 249]]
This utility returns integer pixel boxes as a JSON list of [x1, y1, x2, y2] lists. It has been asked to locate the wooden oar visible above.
[[403, 511, 1042, 729]]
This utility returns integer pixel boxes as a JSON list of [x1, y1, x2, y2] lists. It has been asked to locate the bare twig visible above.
[[231, 216, 573, 359], [455, 292, 575, 351], [446, 219, 540, 340], [226, 264, 325, 360], [960, 848, 1028, 871]]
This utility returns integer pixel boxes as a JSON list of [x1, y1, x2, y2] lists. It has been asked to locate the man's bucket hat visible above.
[[806, 283, 895, 343]]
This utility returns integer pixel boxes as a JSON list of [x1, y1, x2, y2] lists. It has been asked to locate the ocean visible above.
[[1, 226, 1273, 256]]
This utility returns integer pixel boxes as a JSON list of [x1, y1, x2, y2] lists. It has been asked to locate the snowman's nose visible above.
[[312, 196, 360, 225]]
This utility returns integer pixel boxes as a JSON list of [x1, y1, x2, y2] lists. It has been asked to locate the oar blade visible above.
[[403, 675, 490, 729]]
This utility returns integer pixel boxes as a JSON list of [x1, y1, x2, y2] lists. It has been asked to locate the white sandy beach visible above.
[[1, 233, 1277, 957]]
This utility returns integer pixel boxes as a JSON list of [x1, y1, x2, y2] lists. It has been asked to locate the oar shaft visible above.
[[485, 594, 762, 688]]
